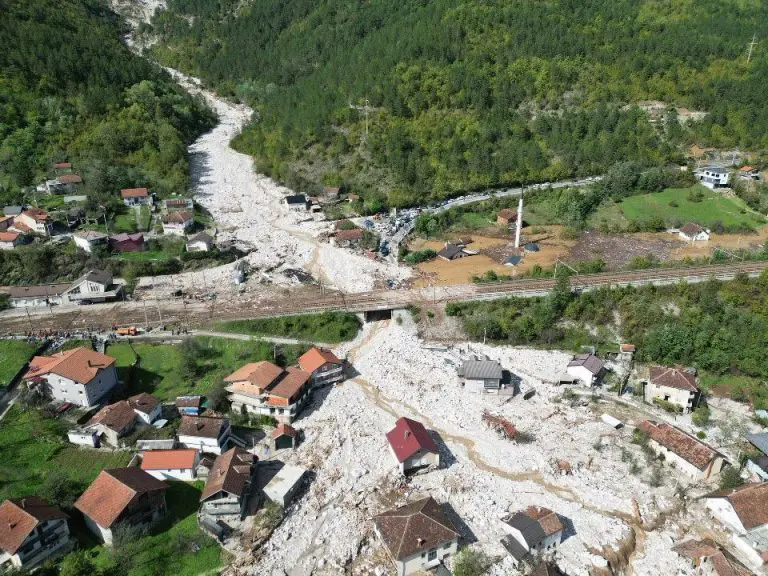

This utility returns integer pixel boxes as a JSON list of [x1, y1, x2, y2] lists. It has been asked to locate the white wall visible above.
[[707, 499, 747, 534], [84, 514, 113, 545], [645, 383, 696, 412], [566, 365, 594, 385], [397, 538, 457, 576], [146, 468, 196, 481], [178, 434, 226, 455]]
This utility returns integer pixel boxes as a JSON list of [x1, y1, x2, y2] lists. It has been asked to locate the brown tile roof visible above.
[[298, 347, 342, 374], [10, 221, 32, 233], [74, 468, 167, 529], [53, 162, 72, 169], [224, 361, 283, 391], [620, 343, 636, 353], [6, 283, 72, 300], [87, 401, 137, 433], [638, 421, 723, 471], [711, 551, 752, 576], [672, 538, 719, 559], [0, 231, 19, 242], [680, 222, 704, 236], [568, 353, 604, 375], [141, 449, 198, 471], [24, 347, 116, 385], [335, 228, 364, 241], [373, 497, 459, 561], [271, 423, 297, 439], [524, 506, 564, 536], [200, 447, 254, 502], [22, 208, 48, 222], [120, 188, 149, 198], [128, 393, 160, 415], [706, 483, 768, 530], [0, 497, 67, 555], [176, 396, 202, 408], [57, 174, 82, 185], [178, 415, 228, 439], [267, 368, 310, 402], [649, 366, 699, 392], [162, 210, 193, 224]]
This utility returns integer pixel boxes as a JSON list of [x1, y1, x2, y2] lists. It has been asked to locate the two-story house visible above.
[[161, 210, 194, 235], [177, 415, 231, 455], [120, 188, 152, 207], [706, 483, 768, 568], [12, 208, 50, 236], [373, 497, 460, 576], [61, 269, 122, 305], [225, 362, 312, 423], [24, 347, 118, 408], [0, 231, 21, 250], [199, 447, 256, 519], [75, 468, 168, 545], [0, 497, 71, 571], [501, 506, 564, 563], [386, 417, 440, 474], [643, 366, 702, 413], [298, 347, 345, 388]]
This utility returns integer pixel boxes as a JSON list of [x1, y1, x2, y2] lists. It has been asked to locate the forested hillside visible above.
[[0, 0, 215, 207], [148, 0, 768, 208]]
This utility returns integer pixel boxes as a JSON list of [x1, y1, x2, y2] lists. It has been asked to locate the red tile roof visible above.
[[638, 420, 722, 471], [53, 162, 72, 169], [128, 393, 159, 415], [74, 468, 167, 529], [141, 449, 198, 471], [680, 222, 704, 236], [120, 188, 149, 198], [22, 208, 48, 222], [298, 347, 342, 374], [386, 417, 439, 463], [271, 423, 297, 439], [162, 210, 193, 224], [706, 483, 768, 530], [57, 174, 82, 185], [0, 497, 67, 555], [200, 447, 254, 502], [267, 367, 310, 402], [335, 228, 364, 241], [24, 347, 115, 385], [224, 361, 283, 391], [649, 366, 699, 392], [178, 415, 228, 439], [0, 231, 19, 242], [87, 401, 137, 433]]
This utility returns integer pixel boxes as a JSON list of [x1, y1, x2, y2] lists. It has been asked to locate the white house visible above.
[[458, 358, 504, 393], [283, 195, 307, 212], [696, 167, 730, 189], [186, 232, 214, 252], [0, 497, 71, 571], [120, 188, 152, 207], [6, 283, 71, 308], [0, 231, 21, 250], [199, 448, 256, 518], [706, 483, 768, 568], [386, 417, 440, 474], [85, 400, 138, 447], [24, 347, 118, 408], [141, 449, 200, 482], [297, 347, 345, 388], [566, 353, 604, 386], [162, 210, 194, 235], [75, 468, 168, 546], [12, 208, 50, 236], [128, 393, 162, 424], [61, 269, 122, 305], [644, 365, 702, 413], [263, 464, 306, 508], [373, 497, 460, 576], [177, 415, 231, 455], [500, 506, 564, 563], [679, 223, 711, 242], [638, 420, 727, 480], [73, 230, 108, 253]]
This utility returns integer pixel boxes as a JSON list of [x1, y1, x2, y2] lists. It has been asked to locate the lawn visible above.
[[88, 481, 224, 576], [60, 339, 93, 351], [107, 337, 308, 401], [212, 311, 361, 343], [112, 250, 172, 262], [0, 339, 38, 387], [0, 406, 131, 500], [612, 185, 765, 230], [700, 372, 768, 408], [113, 212, 138, 233]]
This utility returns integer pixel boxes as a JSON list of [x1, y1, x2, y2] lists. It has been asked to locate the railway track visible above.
[[2, 260, 767, 335]]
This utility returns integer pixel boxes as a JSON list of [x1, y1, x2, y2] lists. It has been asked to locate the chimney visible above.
[[404, 430, 411, 439], [514, 196, 523, 249], [20, 498, 26, 509], [417, 537, 425, 547]]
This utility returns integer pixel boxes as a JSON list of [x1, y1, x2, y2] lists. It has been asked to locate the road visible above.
[[1, 260, 766, 334]]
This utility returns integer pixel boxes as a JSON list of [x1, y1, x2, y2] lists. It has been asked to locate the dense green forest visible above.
[[446, 272, 768, 407], [0, 0, 215, 208], [147, 0, 768, 207]]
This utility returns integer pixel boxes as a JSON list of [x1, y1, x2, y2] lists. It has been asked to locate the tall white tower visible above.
[[514, 195, 523, 248]]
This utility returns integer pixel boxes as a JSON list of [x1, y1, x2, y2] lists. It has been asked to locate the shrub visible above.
[[453, 548, 493, 576], [653, 397, 683, 414], [692, 405, 711, 427], [718, 466, 744, 490], [403, 249, 437, 264], [696, 431, 707, 439], [687, 189, 705, 202], [649, 466, 663, 487], [668, 200, 678, 207]]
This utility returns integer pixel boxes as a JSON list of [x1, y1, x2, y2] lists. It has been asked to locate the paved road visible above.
[[1, 260, 766, 334]]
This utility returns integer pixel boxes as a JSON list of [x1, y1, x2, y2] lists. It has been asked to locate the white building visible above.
[[24, 347, 118, 408], [696, 167, 730, 189], [61, 269, 122, 305], [263, 464, 307, 508], [298, 347, 345, 388], [283, 195, 307, 212], [638, 420, 727, 480], [458, 358, 504, 393], [0, 231, 21, 250], [566, 353, 604, 386], [500, 506, 564, 563], [128, 393, 162, 424], [12, 208, 50, 236], [679, 223, 711, 242], [643, 365, 702, 413], [120, 188, 152, 206], [141, 449, 200, 482], [162, 210, 194, 235], [177, 415, 231, 455], [373, 497, 460, 576], [225, 362, 312, 424], [5, 283, 71, 308], [0, 497, 71, 571], [386, 417, 440, 474], [186, 232, 214, 252], [706, 483, 768, 568], [73, 230, 108, 253]]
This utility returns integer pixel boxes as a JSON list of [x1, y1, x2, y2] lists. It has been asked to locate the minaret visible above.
[[514, 195, 523, 249]]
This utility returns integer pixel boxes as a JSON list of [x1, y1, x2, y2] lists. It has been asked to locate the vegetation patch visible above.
[[0, 339, 37, 387], [212, 312, 361, 343]]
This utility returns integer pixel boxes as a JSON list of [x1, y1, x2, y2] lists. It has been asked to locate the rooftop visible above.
[[200, 447, 255, 502], [458, 359, 503, 380], [87, 400, 137, 433], [706, 483, 768, 531], [178, 415, 228, 439], [502, 506, 564, 550], [128, 392, 160, 415], [225, 361, 284, 392], [25, 347, 116, 385], [5, 283, 72, 300], [649, 365, 699, 392], [386, 417, 439, 463], [272, 423, 297, 439], [141, 449, 199, 471], [0, 497, 67, 555], [568, 353, 604, 375], [298, 347, 342, 373], [73, 230, 108, 241], [639, 420, 723, 471], [120, 188, 149, 198], [163, 210, 193, 224], [268, 367, 311, 402]]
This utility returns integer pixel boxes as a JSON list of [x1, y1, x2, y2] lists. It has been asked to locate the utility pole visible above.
[[747, 34, 758, 64], [25, 306, 33, 333], [143, 300, 149, 329]]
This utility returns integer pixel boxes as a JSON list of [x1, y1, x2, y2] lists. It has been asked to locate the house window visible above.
[[427, 549, 437, 562]]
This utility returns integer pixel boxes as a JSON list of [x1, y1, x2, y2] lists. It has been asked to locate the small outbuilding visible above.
[[457, 358, 504, 393], [271, 423, 298, 451], [263, 464, 306, 508], [566, 353, 604, 386], [386, 417, 440, 474]]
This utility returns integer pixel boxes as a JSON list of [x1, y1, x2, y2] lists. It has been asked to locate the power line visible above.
[[748, 34, 758, 64]]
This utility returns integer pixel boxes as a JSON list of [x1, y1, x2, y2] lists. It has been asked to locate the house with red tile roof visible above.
[[0, 497, 70, 570], [161, 210, 194, 235], [177, 415, 231, 455], [386, 417, 440, 474], [199, 447, 256, 519], [673, 539, 752, 576], [75, 468, 167, 545], [86, 401, 139, 447], [271, 423, 298, 451], [13, 208, 50, 236], [638, 420, 727, 480], [501, 506, 564, 563], [705, 483, 768, 568], [24, 347, 118, 407], [643, 365, 702, 413], [373, 497, 459, 576], [109, 232, 145, 252], [0, 231, 21, 250], [141, 449, 200, 481], [120, 187, 152, 206], [298, 347, 345, 388]]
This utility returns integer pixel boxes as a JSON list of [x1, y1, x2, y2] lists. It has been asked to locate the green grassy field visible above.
[[610, 185, 765, 229], [60, 339, 93, 351], [112, 250, 172, 262], [107, 337, 308, 401], [89, 481, 224, 576], [0, 406, 131, 500], [113, 212, 138, 233], [212, 311, 361, 343], [0, 340, 38, 387]]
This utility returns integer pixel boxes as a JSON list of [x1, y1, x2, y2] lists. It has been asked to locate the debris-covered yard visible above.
[[235, 316, 741, 575]]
